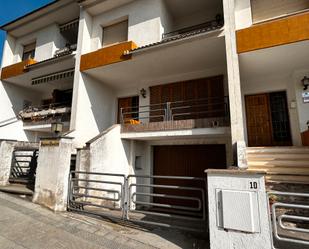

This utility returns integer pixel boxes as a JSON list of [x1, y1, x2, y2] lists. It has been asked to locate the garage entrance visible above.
[[153, 145, 227, 177], [153, 145, 226, 210]]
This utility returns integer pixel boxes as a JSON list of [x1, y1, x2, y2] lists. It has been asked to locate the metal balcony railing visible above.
[[120, 96, 230, 127], [19, 101, 72, 124], [162, 17, 224, 40]]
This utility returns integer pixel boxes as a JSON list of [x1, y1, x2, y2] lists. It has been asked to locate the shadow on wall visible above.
[[81, 73, 117, 134]]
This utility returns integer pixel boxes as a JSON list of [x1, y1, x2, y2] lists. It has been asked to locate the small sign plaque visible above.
[[41, 140, 60, 146]]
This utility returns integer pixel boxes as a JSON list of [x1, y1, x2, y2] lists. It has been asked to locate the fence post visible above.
[[33, 137, 73, 211], [166, 102, 171, 121], [123, 176, 129, 220]]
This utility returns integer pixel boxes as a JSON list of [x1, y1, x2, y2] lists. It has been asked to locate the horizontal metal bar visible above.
[[71, 178, 123, 186], [278, 214, 309, 234], [73, 186, 119, 194], [122, 109, 166, 115], [132, 192, 201, 209], [268, 191, 309, 198], [170, 103, 226, 111], [172, 110, 225, 118], [123, 115, 165, 121], [69, 199, 122, 211], [72, 193, 120, 202], [130, 183, 204, 192], [128, 174, 205, 181], [272, 202, 309, 210], [132, 200, 201, 212], [71, 171, 126, 178]]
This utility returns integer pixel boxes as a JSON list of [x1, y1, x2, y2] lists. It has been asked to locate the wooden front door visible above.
[[245, 94, 273, 146], [153, 145, 226, 209], [117, 96, 139, 123], [245, 92, 292, 146]]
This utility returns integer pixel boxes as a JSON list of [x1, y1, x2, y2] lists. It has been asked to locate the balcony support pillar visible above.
[[223, 0, 247, 168]]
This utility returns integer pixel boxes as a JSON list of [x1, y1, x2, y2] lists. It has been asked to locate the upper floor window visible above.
[[22, 42, 36, 61], [251, 0, 309, 23], [102, 20, 128, 47]]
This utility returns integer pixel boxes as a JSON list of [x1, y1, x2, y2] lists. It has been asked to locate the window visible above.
[[135, 156, 142, 170], [22, 42, 36, 61], [102, 20, 128, 47]]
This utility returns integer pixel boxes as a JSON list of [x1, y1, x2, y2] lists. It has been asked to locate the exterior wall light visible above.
[[51, 122, 63, 135], [302, 76, 309, 90], [140, 88, 147, 98]]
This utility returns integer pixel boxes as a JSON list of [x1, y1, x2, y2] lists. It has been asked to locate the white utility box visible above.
[[219, 190, 260, 233]]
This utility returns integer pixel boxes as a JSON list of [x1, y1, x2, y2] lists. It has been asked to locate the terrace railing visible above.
[[19, 101, 72, 124], [162, 17, 224, 40], [120, 96, 230, 127]]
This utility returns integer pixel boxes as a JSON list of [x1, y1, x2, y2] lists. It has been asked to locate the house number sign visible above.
[[248, 180, 259, 190]]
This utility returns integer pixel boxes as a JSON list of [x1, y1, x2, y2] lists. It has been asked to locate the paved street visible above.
[[0, 192, 208, 249]]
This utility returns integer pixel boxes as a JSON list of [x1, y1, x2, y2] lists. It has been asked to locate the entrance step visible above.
[[247, 146, 309, 184], [0, 184, 33, 196], [9, 178, 30, 184]]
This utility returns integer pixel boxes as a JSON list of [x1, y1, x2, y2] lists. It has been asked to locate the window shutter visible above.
[[102, 20, 128, 47], [23, 42, 36, 53]]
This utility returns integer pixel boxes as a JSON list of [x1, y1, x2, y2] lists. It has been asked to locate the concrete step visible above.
[[247, 153, 309, 160], [247, 146, 309, 154], [9, 178, 30, 184], [248, 160, 309, 167], [247, 167, 309, 175], [0, 184, 33, 196], [265, 175, 309, 184]]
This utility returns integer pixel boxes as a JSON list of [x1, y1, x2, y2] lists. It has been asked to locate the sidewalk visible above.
[[0, 192, 208, 249]]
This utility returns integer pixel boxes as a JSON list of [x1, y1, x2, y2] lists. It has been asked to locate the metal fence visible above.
[[268, 191, 309, 248], [10, 149, 38, 183], [68, 171, 207, 233], [68, 171, 126, 219]]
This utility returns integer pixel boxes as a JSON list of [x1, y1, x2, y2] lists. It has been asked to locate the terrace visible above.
[[120, 96, 230, 133]]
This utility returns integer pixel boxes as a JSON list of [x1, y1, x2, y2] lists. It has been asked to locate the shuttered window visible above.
[[149, 75, 225, 121], [102, 20, 128, 47], [251, 0, 309, 23]]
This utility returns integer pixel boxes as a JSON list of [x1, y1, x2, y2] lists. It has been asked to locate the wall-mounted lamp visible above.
[[140, 88, 147, 98], [51, 122, 63, 136], [301, 76, 309, 91]]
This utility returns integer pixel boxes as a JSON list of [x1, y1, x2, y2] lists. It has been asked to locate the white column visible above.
[[33, 137, 73, 211], [223, 0, 247, 168]]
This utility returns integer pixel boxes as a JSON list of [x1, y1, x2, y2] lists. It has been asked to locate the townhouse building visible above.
[[0, 0, 308, 237]]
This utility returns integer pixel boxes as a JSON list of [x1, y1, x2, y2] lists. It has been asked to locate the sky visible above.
[[0, 0, 54, 65]]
